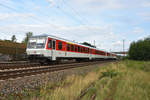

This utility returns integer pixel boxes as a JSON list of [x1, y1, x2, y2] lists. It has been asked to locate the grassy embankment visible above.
[[7, 60, 150, 100], [0, 40, 26, 55]]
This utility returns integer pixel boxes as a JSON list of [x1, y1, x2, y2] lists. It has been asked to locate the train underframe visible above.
[[28, 54, 116, 65]]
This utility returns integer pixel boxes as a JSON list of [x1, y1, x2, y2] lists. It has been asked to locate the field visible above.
[[4, 60, 150, 100]]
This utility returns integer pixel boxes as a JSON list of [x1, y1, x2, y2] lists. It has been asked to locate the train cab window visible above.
[[67, 44, 70, 51], [75, 45, 77, 52], [71, 45, 74, 51], [58, 41, 62, 50], [48, 40, 52, 48]]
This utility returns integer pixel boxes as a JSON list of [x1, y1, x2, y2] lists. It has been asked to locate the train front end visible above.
[[26, 35, 50, 63]]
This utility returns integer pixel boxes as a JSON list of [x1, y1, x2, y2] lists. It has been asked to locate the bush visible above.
[[101, 70, 118, 78], [128, 36, 150, 60]]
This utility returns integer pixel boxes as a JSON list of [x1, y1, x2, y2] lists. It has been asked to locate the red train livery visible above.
[[26, 35, 117, 63]]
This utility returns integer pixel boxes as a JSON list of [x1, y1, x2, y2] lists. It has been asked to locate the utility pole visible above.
[[94, 40, 95, 47], [15, 41, 17, 60], [123, 39, 125, 56], [110, 49, 112, 57]]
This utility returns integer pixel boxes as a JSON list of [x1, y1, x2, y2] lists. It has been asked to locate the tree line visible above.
[[128, 36, 150, 60], [0, 32, 33, 60], [5, 32, 33, 45]]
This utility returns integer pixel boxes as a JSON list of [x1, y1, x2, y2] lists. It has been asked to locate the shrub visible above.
[[101, 70, 118, 78]]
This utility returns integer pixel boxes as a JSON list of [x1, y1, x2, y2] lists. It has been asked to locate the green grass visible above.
[[123, 60, 150, 72], [81, 60, 150, 100], [4, 60, 150, 100]]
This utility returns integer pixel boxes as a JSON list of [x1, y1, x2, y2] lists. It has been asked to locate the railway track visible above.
[[0, 61, 77, 70], [0, 61, 115, 80], [0, 62, 40, 70]]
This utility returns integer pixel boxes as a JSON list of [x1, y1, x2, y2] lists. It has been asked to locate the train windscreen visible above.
[[27, 37, 47, 49]]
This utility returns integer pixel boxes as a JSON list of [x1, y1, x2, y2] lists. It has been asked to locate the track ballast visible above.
[[0, 60, 115, 80]]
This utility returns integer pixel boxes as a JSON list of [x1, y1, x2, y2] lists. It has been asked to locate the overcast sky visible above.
[[0, 0, 150, 52]]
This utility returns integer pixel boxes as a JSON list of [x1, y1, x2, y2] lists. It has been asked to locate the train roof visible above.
[[31, 34, 115, 54]]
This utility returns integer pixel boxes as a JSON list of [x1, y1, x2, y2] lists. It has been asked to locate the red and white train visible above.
[[26, 35, 117, 63]]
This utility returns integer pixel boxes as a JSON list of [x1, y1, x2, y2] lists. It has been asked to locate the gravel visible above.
[[0, 63, 111, 99]]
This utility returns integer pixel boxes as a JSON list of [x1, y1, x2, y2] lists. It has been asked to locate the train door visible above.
[[52, 40, 56, 60], [89, 49, 92, 60]]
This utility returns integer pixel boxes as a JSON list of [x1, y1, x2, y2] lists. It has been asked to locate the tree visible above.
[[22, 32, 33, 45], [81, 42, 96, 48], [128, 36, 150, 60], [11, 35, 17, 42]]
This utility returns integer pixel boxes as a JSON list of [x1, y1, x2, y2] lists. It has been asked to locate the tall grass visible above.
[[21, 60, 150, 100], [36, 72, 99, 100], [81, 61, 150, 100]]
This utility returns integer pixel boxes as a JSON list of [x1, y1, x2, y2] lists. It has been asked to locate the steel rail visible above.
[[0, 62, 40, 70], [0, 61, 114, 80], [0, 61, 77, 70]]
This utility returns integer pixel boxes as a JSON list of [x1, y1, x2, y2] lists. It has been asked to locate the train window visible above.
[[48, 40, 52, 48], [67, 44, 70, 51], [71, 45, 74, 51], [78, 46, 80, 52], [93, 50, 95, 54], [88, 48, 89, 53], [86, 48, 88, 53], [81, 47, 83, 52], [58, 41, 62, 50], [83, 48, 85, 53], [75, 45, 77, 52]]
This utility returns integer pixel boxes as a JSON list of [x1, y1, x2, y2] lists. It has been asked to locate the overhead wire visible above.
[[3, 0, 91, 27], [60, 0, 100, 45], [62, 0, 90, 25], [45, 0, 88, 25], [13, 0, 86, 27], [19, 0, 55, 23], [0, 3, 54, 25]]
